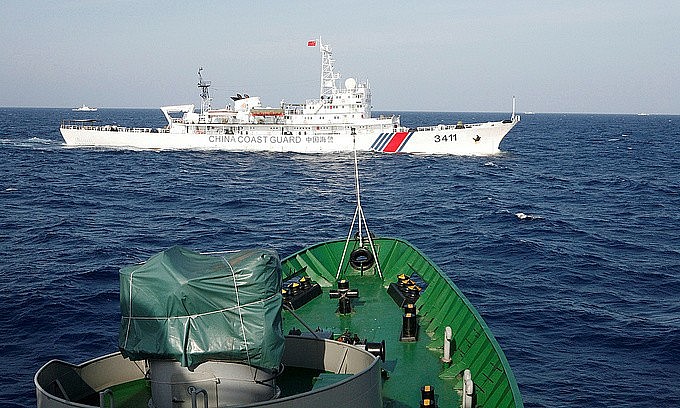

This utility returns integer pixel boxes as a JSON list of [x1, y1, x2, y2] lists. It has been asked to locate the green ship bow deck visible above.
[[280, 237, 522, 408], [36, 237, 522, 408]]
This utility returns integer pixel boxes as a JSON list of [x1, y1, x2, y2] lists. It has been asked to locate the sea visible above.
[[1, 108, 679, 408]]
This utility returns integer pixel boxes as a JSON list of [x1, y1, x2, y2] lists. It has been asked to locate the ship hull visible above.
[[60, 118, 518, 155]]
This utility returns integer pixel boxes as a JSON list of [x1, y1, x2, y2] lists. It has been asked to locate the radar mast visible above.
[[319, 41, 340, 98], [197, 67, 212, 113]]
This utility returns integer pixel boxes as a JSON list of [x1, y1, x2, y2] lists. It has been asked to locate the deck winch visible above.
[[336, 331, 386, 362]]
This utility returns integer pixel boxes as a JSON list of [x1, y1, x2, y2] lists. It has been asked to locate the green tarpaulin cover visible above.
[[118, 246, 284, 369]]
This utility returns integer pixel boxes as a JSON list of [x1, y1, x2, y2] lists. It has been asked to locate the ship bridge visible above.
[[283, 77, 372, 125], [281, 40, 373, 125]]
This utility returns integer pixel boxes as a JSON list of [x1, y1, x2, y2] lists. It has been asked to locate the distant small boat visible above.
[[72, 104, 97, 112]]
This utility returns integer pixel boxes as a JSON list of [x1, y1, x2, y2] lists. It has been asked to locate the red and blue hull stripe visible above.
[[370, 131, 415, 153]]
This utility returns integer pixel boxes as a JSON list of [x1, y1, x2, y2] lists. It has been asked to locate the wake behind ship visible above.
[[61, 41, 520, 154]]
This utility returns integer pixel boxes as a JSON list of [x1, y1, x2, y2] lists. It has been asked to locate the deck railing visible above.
[[60, 120, 168, 133]]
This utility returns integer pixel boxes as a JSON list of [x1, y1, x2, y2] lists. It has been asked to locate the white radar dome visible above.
[[345, 77, 357, 90]]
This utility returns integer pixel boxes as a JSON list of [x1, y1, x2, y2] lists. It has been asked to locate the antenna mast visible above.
[[319, 40, 340, 98], [197, 67, 212, 114]]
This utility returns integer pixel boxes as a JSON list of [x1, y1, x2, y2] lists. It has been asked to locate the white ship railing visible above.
[[60, 120, 169, 133], [416, 124, 473, 131], [415, 120, 513, 132]]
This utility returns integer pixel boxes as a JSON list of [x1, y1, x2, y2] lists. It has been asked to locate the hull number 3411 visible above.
[[434, 134, 457, 142]]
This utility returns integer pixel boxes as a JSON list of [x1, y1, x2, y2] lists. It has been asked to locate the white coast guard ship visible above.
[[60, 41, 519, 154]]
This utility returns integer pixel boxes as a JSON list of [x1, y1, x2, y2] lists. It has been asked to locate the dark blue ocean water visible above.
[[1, 108, 679, 407]]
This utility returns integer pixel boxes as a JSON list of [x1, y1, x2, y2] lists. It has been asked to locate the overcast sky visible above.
[[1, 1, 678, 114]]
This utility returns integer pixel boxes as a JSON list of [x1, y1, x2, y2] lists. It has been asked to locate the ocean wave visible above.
[[515, 212, 542, 220]]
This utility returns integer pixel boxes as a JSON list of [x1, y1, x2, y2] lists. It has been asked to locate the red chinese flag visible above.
[[307, 40, 317, 47]]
